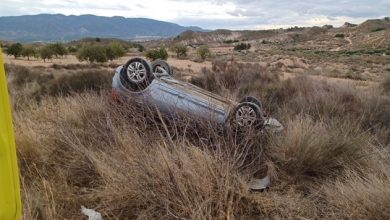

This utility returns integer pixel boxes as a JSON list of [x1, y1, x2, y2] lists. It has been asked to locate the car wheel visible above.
[[152, 59, 173, 76], [231, 102, 265, 129], [120, 58, 153, 91], [239, 96, 262, 109]]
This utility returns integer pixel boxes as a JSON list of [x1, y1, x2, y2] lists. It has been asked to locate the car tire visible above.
[[231, 102, 265, 129], [239, 96, 262, 109], [120, 58, 154, 91], [152, 59, 173, 76]]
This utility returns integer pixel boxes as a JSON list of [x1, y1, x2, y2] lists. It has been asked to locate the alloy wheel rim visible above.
[[236, 106, 257, 126], [127, 62, 146, 82]]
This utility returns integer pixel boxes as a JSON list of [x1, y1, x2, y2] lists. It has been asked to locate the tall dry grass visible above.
[[9, 60, 390, 219], [6, 64, 112, 109]]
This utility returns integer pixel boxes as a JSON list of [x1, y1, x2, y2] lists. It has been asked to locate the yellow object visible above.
[[0, 48, 21, 219]]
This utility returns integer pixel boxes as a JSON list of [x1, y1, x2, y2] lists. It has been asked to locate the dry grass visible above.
[[190, 62, 390, 146], [270, 117, 369, 179], [190, 60, 279, 99], [321, 166, 390, 219], [6, 64, 112, 109], [10, 60, 390, 219], [383, 74, 390, 94]]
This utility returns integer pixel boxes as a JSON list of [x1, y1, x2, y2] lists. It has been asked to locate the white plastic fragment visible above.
[[264, 117, 284, 133], [81, 206, 103, 220], [248, 176, 271, 191]]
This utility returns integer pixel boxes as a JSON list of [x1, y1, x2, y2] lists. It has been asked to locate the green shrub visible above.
[[145, 47, 168, 61], [335, 33, 345, 38], [223, 39, 239, 44], [172, 44, 187, 58], [77, 45, 108, 63], [234, 43, 251, 51], [68, 46, 78, 53], [197, 46, 211, 61], [136, 44, 144, 52]]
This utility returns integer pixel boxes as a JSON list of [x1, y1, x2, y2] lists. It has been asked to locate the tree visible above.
[[145, 47, 168, 61], [172, 44, 187, 58], [50, 43, 68, 58], [197, 46, 211, 61], [21, 46, 36, 60], [77, 44, 108, 63], [39, 45, 55, 62], [7, 43, 23, 58], [106, 42, 126, 61]]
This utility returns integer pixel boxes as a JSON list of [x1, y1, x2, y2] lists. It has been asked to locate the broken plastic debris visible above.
[[264, 117, 284, 133], [248, 176, 271, 191], [81, 206, 103, 220]]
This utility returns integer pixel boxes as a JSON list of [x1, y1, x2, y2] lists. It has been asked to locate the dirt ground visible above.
[[3, 53, 212, 72], [3, 51, 380, 91]]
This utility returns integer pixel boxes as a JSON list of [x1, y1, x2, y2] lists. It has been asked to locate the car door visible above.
[[152, 77, 231, 123], [148, 77, 190, 117]]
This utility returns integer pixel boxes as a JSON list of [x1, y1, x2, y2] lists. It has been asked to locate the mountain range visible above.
[[0, 14, 204, 42]]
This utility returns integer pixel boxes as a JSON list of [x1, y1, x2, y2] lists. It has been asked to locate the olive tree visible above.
[[7, 43, 23, 58], [39, 45, 55, 62], [21, 46, 37, 60], [50, 43, 68, 58], [77, 44, 108, 63], [106, 42, 126, 61]]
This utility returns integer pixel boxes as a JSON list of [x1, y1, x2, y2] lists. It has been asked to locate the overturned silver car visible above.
[[112, 57, 283, 132]]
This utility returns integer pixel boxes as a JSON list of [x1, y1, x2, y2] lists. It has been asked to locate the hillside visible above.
[[172, 17, 390, 49], [0, 14, 204, 42]]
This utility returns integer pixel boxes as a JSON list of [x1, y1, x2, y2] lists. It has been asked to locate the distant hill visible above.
[[354, 17, 390, 33], [172, 17, 390, 49], [0, 14, 204, 42]]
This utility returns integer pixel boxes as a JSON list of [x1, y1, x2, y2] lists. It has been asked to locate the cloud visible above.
[[0, 0, 389, 29]]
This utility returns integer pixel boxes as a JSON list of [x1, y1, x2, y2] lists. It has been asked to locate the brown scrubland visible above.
[[5, 58, 389, 219], [3, 18, 390, 219]]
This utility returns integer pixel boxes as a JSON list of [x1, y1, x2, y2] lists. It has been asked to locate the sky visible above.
[[1, 0, 389, 30]]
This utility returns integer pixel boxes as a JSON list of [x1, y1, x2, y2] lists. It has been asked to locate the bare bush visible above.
[[190, 60, 279, 98], [47, 70, 111, 96], [6, 64, 112, 109]]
